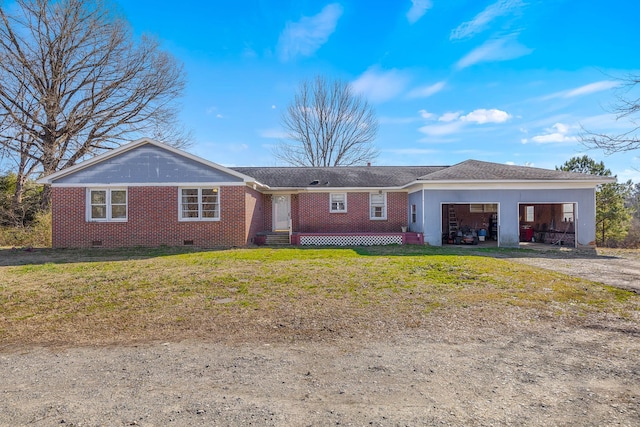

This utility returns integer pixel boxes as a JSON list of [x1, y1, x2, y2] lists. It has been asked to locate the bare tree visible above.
[[0, 0, 189, 208], [275, 75, 378, 167], [581, 73, 640, 154]]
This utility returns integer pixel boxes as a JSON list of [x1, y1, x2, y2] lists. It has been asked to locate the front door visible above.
[[272, 194, 291, 231]]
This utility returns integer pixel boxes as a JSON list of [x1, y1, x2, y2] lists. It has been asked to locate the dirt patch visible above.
[[1, 314, 639, 426]]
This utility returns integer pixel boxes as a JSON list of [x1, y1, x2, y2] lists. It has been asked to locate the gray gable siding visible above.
[[54, 145, 244, 184]]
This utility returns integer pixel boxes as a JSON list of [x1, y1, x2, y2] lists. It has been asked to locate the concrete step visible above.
[[265, 233, 290, 245]]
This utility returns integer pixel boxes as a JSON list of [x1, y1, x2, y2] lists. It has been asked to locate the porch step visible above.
[[265, 233, 290, 246]]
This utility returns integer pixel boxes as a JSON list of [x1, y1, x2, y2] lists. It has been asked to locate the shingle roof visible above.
[[417, 160, 612, 181], [231, 166, 445, 188], [232, 159, 612, 188]]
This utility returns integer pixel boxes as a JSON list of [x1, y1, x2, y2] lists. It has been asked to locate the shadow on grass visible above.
[[0, 245, 228, 267], [0, 242, 619, 267], [349, 243, 613, 260]]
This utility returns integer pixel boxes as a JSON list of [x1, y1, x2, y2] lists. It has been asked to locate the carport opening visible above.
[[518, 203, 576, 247], [442, 203, 498, 246]]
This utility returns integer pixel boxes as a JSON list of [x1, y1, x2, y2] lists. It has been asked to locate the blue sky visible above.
[[119, 0, 640, 181]]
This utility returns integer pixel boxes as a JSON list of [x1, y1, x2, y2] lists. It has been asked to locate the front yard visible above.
[[1, 245, 637, 347]]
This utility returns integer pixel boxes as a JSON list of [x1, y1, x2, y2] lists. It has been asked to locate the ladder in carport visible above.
[[448, 205, 458, 235]]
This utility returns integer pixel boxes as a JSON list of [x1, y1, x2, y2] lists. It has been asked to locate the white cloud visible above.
[[277, 3, 343, 61], [439, 112, 461, 122], [419, 121, 465, 137], [419, 108, 512, 137], [455, 34, 532, 69], [418, 109, 434, 119], [565, 81, 620, 97], [351, 67, 410, 103], [529, 123, 578, 144], [450, 0, 524, 40], [406, 81, 446, 99], [407, 0, 433, 24], [461, 108, 511, 124], [543, 80, 620, 100]]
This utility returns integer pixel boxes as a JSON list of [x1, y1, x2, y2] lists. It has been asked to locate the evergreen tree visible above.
[[557, 156, 632, 246]]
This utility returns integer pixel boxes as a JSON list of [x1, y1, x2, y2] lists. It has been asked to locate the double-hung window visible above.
[[563, 203, 574, 222], [330, 193, 347, 213], [88, 189, 127, 221], [180, 188, 220, 220], [370, 192, 387, 220]]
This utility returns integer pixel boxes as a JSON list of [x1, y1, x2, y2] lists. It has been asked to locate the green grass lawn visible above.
[[1, 246, 637, 347]]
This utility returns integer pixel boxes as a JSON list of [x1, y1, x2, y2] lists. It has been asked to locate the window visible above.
[[370, 192, 387, 220], [563, 203, 574, 222], [88, 189, 127, 221], [180, 188, 220, 220], [525, 205, 534, 222], [330, 193, 347, 212], [470, 203, 498, 213], [411, 204, 417, 223]]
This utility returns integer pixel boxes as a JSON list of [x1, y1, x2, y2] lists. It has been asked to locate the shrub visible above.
[[0, 210, 51, 247]]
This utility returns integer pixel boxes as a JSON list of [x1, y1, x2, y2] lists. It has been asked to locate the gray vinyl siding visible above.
[[421, 188, 596, 248], [408, 191, 424, 233], [54, 144, 244, 184]]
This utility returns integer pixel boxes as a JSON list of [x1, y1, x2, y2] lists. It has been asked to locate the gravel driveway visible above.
[[501, 247, 640, 294]]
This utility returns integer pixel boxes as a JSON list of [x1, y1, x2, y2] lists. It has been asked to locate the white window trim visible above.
[[178, 187, 221, 221], [370, 192, 387, 220], [86, 188, 128, 222], [329, 192, 347, 213], [525, 205, 534, 222], [563, 203, 574, 222]]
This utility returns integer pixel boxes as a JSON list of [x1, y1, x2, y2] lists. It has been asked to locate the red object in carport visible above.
[[520, 226, 534, 242]]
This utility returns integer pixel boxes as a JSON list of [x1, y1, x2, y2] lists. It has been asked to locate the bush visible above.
[[0, 210, 51, 247], [620, 218, 640, 248]]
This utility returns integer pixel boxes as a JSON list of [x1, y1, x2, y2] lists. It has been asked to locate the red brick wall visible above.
[[263, 195, 272, 232], [244, 187, 264, 244], [295, 192, 408, 233], [51, 186, 247, 248]]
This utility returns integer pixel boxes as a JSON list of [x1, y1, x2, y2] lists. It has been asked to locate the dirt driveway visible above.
[[1, 248, 639, 426]]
